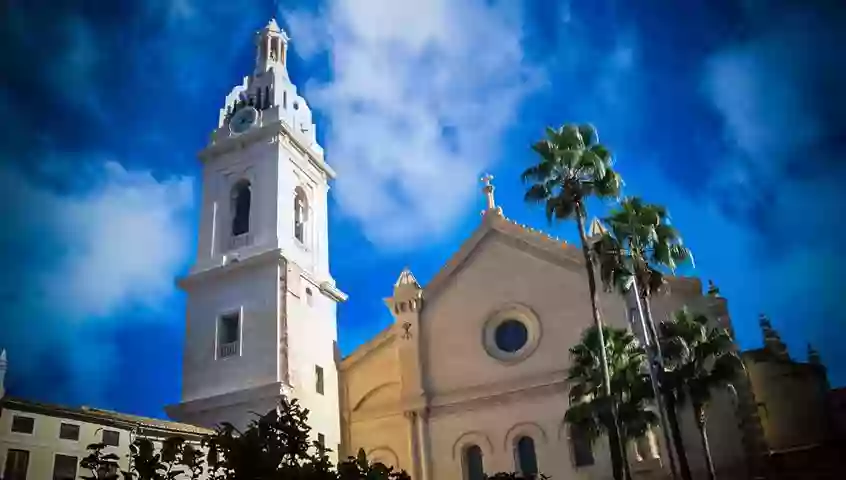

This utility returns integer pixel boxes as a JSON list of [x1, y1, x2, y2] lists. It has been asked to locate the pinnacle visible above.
[[394, 267, 421, 288], [588, 217, 607, 237], [266, 18, 281, 31]]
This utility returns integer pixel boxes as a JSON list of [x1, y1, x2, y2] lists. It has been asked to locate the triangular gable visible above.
[[423, 211, 587, 302]]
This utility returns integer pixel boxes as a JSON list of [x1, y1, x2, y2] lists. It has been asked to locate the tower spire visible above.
[[255, 17, 290, 74], [759, 314, 789, 360], [807, 343, 822, 365]]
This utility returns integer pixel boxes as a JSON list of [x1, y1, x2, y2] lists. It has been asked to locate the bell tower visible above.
[[166, 18, 346, 463], [255, 19, 289, 75]]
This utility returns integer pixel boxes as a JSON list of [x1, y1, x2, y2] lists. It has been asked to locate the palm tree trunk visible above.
[[665, 390, 692, 480], [641, 297, 663, 357], [621, 435, 633, 480], [574, 204, 625, 480], [633, 285, 679, 480], [693, 404, 717, 480]]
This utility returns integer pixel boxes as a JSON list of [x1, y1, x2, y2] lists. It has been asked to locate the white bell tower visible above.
[[166, 18, 346, 462]]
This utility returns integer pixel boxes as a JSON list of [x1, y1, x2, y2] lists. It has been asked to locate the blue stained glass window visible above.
[[495, 320, 528, 353]]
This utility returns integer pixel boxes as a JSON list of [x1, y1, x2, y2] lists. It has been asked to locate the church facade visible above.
[[159, 17, 756, 479], [337, 199, 754, 480]]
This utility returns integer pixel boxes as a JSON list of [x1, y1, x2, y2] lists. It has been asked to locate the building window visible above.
[[495, 319, 529, 353], [483, 305, 541, 364], [59, 422, 80, 441], [52, 454, 78, 480], [317, 433, 326, 452], [571, 425, 594, 467], [11, 415, 34, 434], [515, 436, 538, 477], [463, 445, 485, 480], [4, 449, 29, 480], [294, 187, 308, 243], [218, 312, 241, 358], [98, 464, 119, 478], [102, 429, 120, 446], [316, 365, 324, 395], [231, 179, 251, 237]]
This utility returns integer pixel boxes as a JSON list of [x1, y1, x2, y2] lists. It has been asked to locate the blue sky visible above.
[[1, 0, 844, 419]]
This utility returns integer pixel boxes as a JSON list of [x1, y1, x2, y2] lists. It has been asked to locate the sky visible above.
[[0, 0, 844, 419]]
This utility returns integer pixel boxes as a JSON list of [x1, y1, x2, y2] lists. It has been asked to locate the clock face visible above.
[[230, 107, 258, 134]]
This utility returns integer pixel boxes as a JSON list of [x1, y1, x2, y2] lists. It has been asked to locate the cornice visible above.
[[319, 280, 348, 303], [177, 248, 283, 289], [199, 118, 336, 179], [165, 381, 292, 417], [348, 369, 571, 423], [428, 368, 570, 416], [339, 324, 397, 371]]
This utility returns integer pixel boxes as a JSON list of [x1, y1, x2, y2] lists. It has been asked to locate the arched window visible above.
[[516, 436, 538, 477], [294, 187, 308, 243], [571, 425, 594, 467], [231, 180, 251, 236], [463, 445, 485, 480]]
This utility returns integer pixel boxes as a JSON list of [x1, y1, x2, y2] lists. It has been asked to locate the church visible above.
[[0, 18, 839, 480], [157, 18, 751, 479]]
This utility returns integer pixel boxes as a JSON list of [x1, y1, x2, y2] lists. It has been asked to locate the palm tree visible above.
[[522, 123, 625, 480], [659, 308, 743, 480], [592, 197, 694, 480], [565, 326, 658, 480]]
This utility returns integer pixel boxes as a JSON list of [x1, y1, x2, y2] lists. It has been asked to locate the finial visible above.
[[707, 280, 721, 297], [480, 173, 497, 211], [759, 314, 789, 359], [266, 18, 281, 31], [808, 343, 821, 365], [588, 217, 607, 239], [394, 267, 421, 289]]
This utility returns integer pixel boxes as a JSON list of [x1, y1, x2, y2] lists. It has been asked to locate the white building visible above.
[[0, 351, 212, 480], [0, 18, 347, 479], [162, 17, 347, 464]]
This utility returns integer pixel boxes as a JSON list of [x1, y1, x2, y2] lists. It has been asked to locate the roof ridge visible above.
[[496, 213, 576, 250]]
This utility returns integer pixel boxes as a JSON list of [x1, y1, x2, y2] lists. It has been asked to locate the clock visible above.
[[230, 107, 258, 134]]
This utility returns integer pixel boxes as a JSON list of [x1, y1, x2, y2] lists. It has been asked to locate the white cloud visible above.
[[0, 160, 193, 404], [2, 161, 194, 321], [284, 0, 543, 249]]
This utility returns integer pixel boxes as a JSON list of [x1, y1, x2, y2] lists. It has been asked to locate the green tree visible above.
[[659, 307, 743, 480], [522, 123, 625, 480], [203, 397, 335, 480], [564, 326, 658, 480], [79, 442, 122, 480], [337, 449, 410, 480], [592, 196, 695, 480]]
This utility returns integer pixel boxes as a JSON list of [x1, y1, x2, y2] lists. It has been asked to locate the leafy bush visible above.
[[78, 396, 542, 479]]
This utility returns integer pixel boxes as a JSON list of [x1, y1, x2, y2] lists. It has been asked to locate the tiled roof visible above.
[[1, 396, 213, 437]]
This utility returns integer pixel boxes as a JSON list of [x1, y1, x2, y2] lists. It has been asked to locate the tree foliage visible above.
[[521, 124, 622, 221], [522, 123, 626, 480], [564, 326, 657, 445], [78, 395, 541, 480], [592, 196, 693, 298], [658, 307, 744, 480]]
